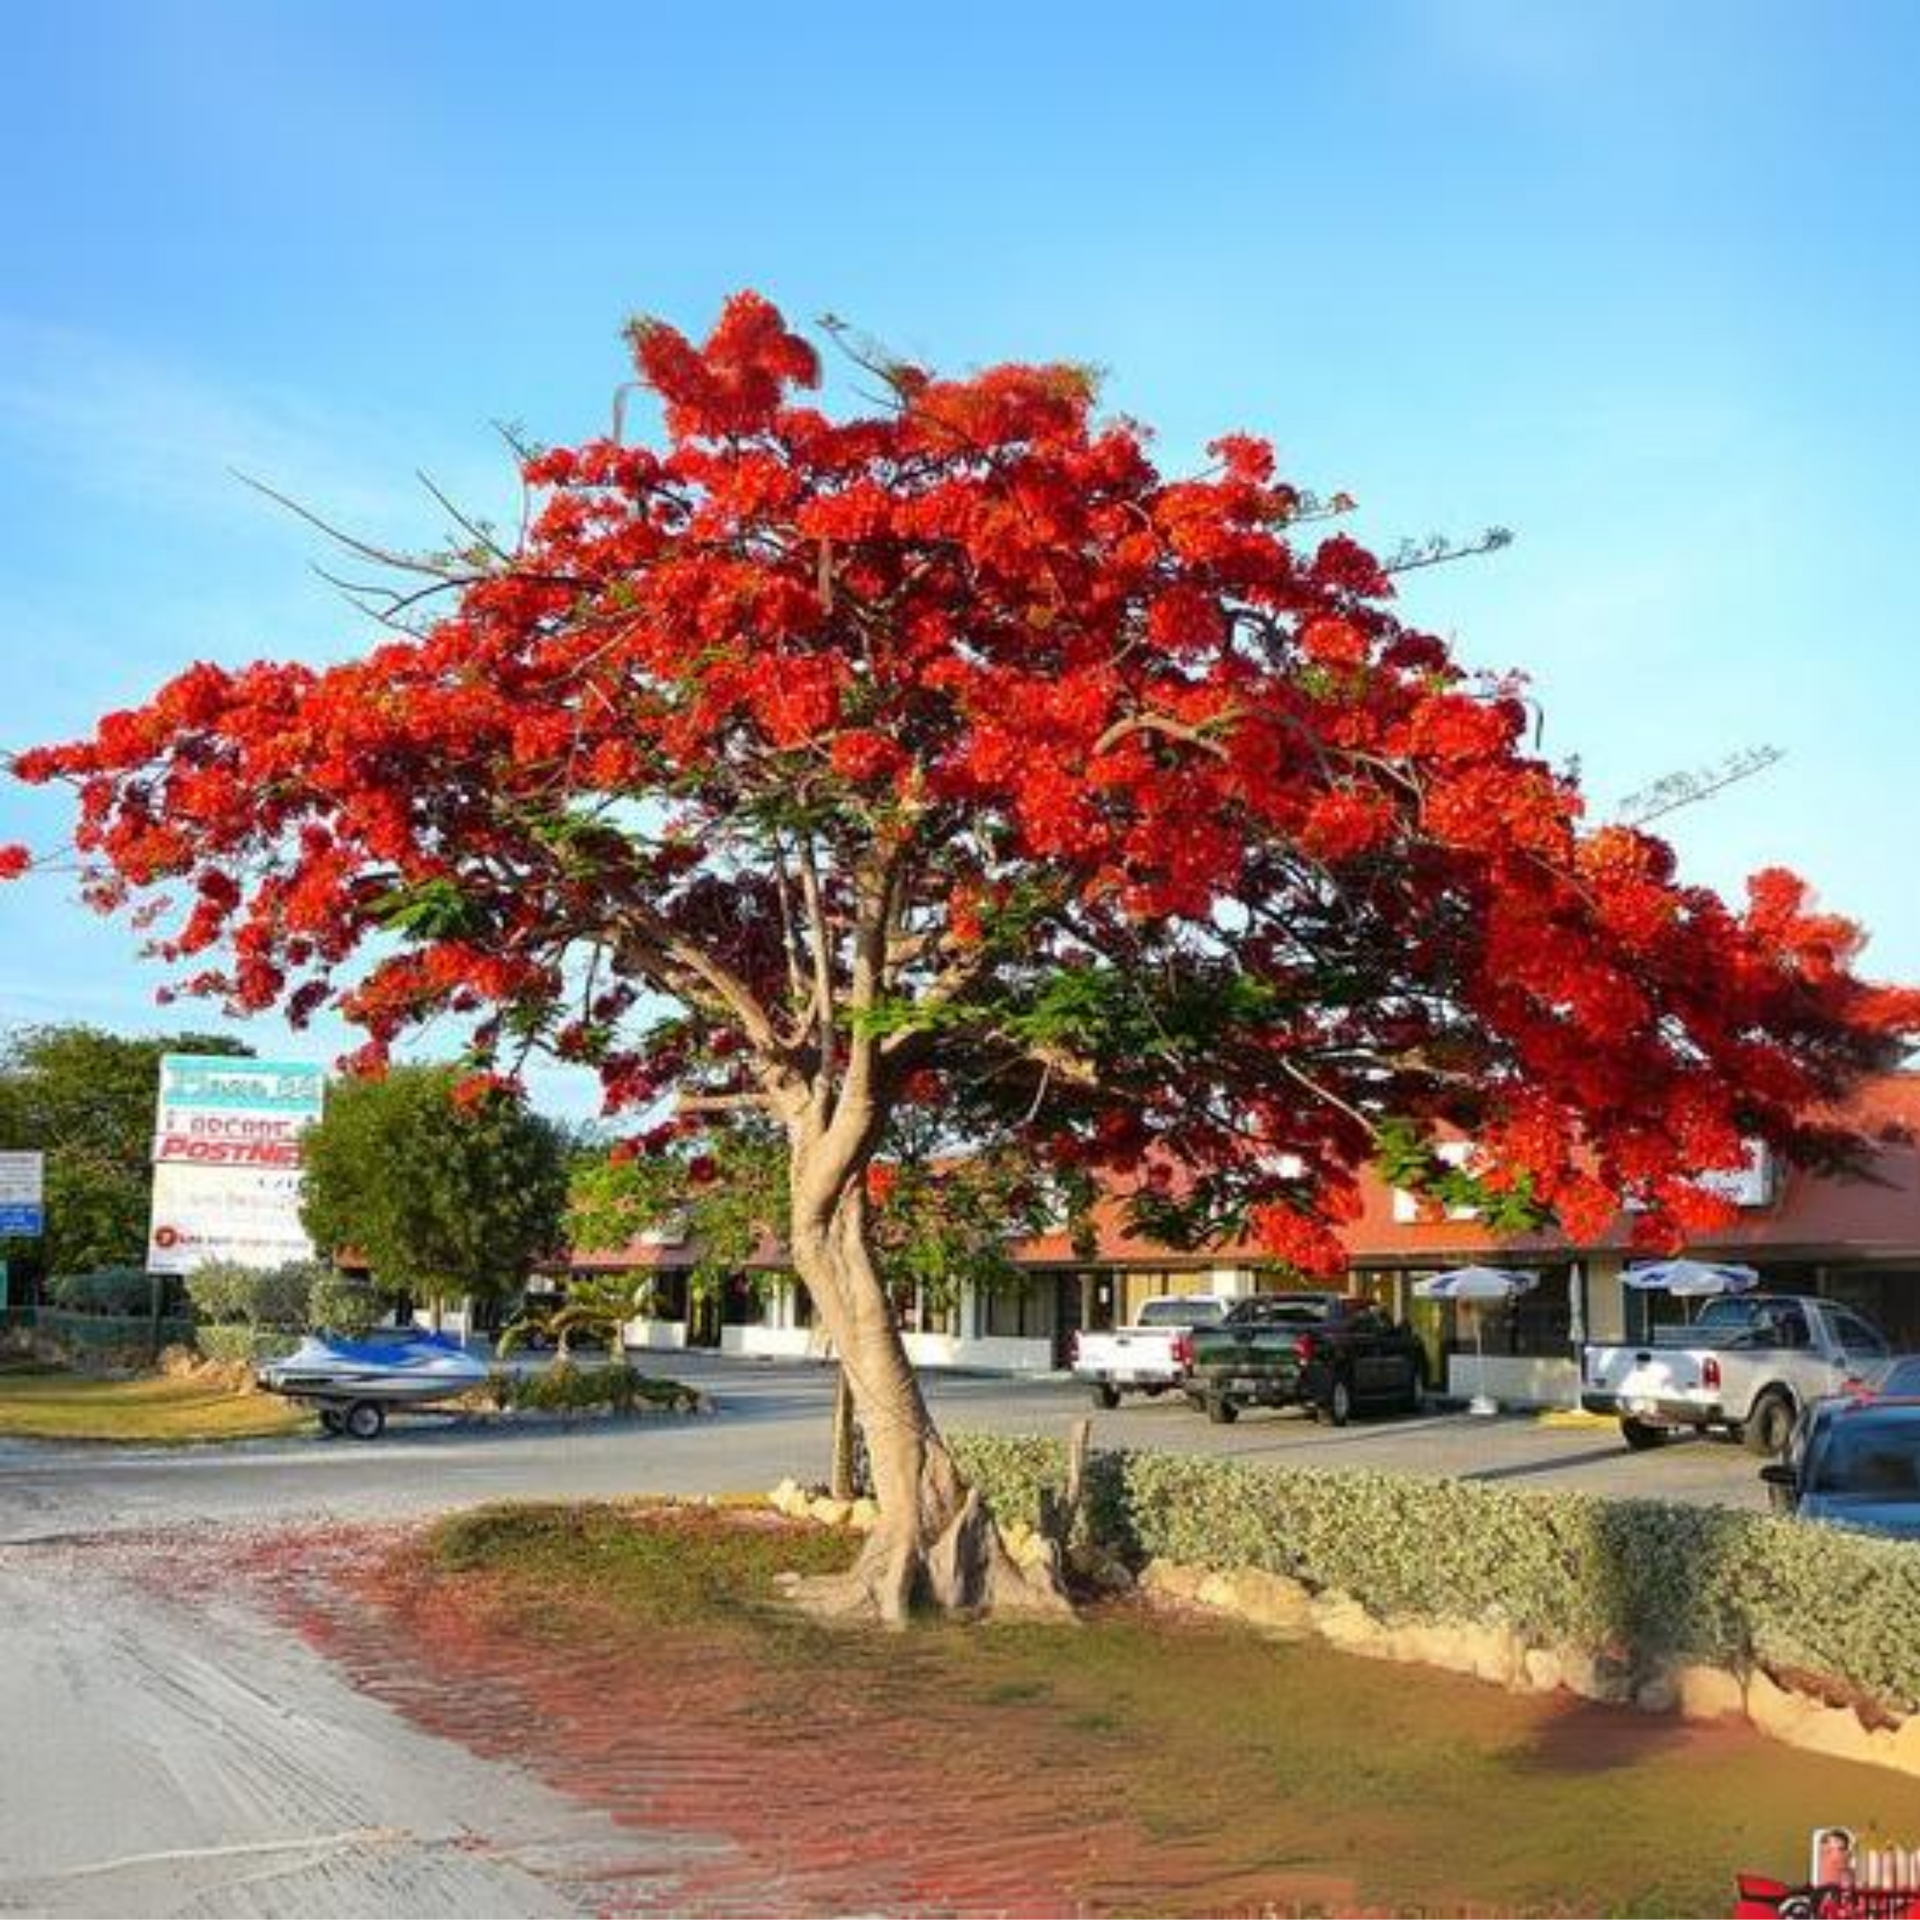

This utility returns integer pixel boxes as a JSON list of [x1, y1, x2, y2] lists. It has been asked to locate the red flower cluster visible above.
[[1248, 1203, 1350, 1277]]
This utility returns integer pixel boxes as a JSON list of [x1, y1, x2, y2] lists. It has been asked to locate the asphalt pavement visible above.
[[0, 1351, 1770, 1547]]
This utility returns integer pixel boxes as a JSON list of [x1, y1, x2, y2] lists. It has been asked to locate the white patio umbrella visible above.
[[1620, 1259, 1760, 1297], [1621, 1258, 1761, 1335], [1412, 1266, 1539, 1417]]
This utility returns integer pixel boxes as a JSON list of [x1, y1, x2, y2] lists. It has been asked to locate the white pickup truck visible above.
[[1581, 1293, 1895, 1456], [1071, 1295, 1230, 1409]]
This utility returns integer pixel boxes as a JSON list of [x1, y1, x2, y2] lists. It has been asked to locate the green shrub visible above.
[[516, 1358, 597, 1415], [181, 1260, 250, 1325], [306, 1269, 383, 1337], [490, 1361, 698, 1417], [195, 1323, 303, 1365], [950, 1434, 1920, 1715], [49, 1267, 153, 1316], [185, 1258, 317, 1329]]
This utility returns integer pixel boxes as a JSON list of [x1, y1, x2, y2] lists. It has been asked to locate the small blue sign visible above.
[[0, 1204, 44, 1237]]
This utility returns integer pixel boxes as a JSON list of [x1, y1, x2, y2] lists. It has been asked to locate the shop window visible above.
[[721, 1275, 765, 1326], [893, 1287, 958, 1336], [983, 1277, 1055, 1341], [646, 1270, 689, 1324], [1351, 1270, 1400, 1313], [1085, 1272, 1119, 1333], [1450, 1268, 1576, 1359], [984, 1284, 1026, 1339]]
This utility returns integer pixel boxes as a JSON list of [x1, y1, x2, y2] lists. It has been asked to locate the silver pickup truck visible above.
[[1071, 1294, 1230, 1408], [1581, 1293, 1895, 1456]]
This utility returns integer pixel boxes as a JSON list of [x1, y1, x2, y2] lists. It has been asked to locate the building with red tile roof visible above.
[[556, 1074, 1920, 1400]]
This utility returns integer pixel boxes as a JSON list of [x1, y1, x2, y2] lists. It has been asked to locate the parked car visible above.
[[1581, 1293, 1895, 1456], [1760, 1394, 1920, 1539], [1184, 1292, 1426, 1426], [1071, 1294, 1230, 1408], [1863, 1355, 1920, 1397]]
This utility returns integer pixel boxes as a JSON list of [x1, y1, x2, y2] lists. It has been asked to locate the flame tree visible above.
[[7, 294, 1915, 1619]]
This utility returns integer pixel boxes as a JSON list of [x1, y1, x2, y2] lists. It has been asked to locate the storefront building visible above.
[[554, 1075, 1920, 1396], [1339, 1074, 1920, 1405]]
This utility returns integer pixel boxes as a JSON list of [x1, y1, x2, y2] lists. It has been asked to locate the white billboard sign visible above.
[[147, 1056, 325, 1274], [1697, 1141, 1776, 1210], [0, 1150, 45, 1236]]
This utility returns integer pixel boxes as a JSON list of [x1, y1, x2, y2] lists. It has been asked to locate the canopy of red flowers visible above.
[[11, 291, 1917, 1267]]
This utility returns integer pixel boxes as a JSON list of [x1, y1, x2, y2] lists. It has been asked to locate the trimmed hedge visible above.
[[34, 1308, 197, 1353], [49, 1268, 155, 1316], [950, 1433, 1920, 1715]]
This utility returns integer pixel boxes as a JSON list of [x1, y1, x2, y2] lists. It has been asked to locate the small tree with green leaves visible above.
[[300, 1065, 569, 1322]]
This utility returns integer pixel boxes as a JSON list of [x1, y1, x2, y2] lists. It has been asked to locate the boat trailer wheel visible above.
[[318, 1406, 347, 1436], [344, 1400, 387, 1441]]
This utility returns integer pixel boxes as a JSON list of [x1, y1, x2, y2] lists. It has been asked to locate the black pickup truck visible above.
[[1185, 1292, 1427, 1426]]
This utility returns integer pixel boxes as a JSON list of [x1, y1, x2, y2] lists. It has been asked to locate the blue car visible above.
[[1762, 1396, 1920, 1540]]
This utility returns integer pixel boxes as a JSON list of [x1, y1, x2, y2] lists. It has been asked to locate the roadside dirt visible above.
[[244, 1514, 1920, 1919]]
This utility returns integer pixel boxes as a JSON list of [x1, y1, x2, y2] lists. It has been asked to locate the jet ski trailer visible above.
[[256, 1329, 489, 1438]]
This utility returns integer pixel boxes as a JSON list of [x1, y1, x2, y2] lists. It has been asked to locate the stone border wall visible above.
[[1131, 1554, 1920, 1778]]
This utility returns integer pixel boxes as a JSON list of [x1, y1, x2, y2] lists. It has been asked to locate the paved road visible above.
[[0, 1352, 1768, 1546], [0, 1355, 1769, 1916], [0, 1538, 645, 1917]]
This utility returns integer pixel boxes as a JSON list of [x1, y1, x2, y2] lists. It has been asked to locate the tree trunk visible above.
[[829, 1364, 860, 1502], [786, 1166, 1070, 1627]]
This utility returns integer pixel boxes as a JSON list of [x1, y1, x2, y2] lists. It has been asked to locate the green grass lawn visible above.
[[0, 1363, 310, 1443], [411, 1502, 1920, 1917]]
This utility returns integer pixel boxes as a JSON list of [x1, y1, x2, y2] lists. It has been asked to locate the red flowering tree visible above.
[[8, 293, 1916, 1619]]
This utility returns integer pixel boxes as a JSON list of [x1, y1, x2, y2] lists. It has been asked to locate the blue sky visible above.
[[2, 0, 1916, 1119]]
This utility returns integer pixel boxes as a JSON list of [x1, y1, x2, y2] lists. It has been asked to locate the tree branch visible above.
[[613, 904, 795, 1083], [797, 830, 837, 1101], [1092, 709, 1241, 762], [676, 1090, 779, 1115]]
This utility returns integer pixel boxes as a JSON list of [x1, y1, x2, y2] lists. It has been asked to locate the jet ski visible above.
[[257, 1328, 489, 1439]]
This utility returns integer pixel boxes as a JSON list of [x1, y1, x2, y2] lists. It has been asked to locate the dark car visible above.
[[1761, 1396, 1920, 1540], [1185, 1292, 1426, 1426]]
